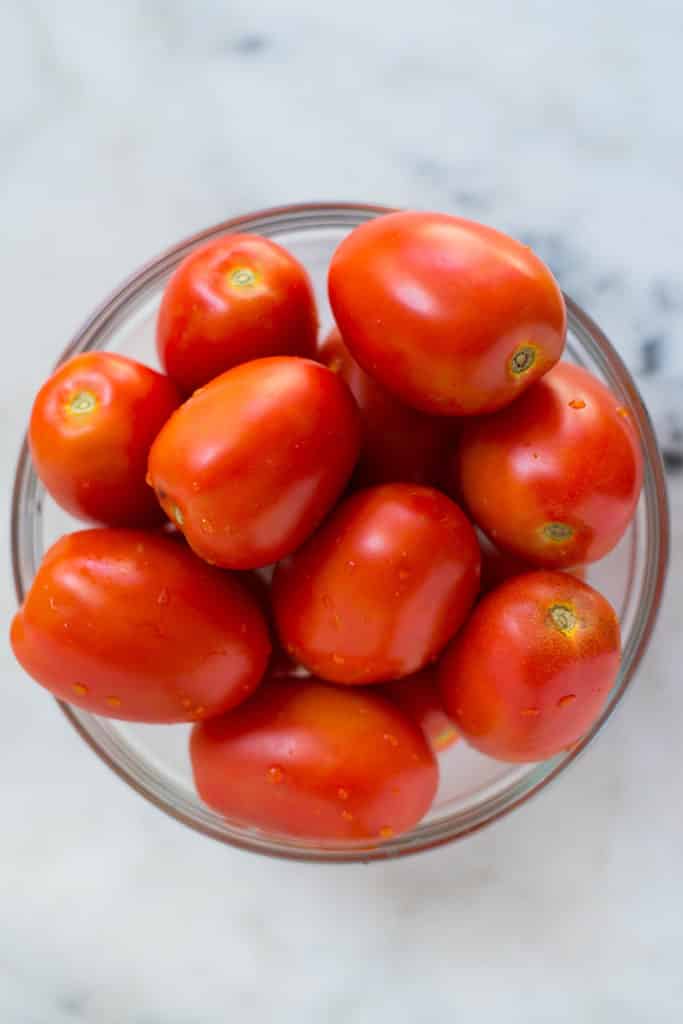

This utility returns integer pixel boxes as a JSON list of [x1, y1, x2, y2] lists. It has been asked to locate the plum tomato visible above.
[[10, 528, 271, 723], [157, 234, 318, 395], [383, 669, 459, 753], [272, 483, 481, 684], [190, 676, 438, 841], [328, 211, 565, 416], [456, 362, 644, 567], [29, 352, 180, 526], [319, 325, 454, 487], [147, 357, 361, 569], [438, 570, 620, 762]]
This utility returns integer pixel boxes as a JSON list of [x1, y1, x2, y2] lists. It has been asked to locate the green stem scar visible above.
[[542, 522, 574, 543], [548, 604, 577, 635], [68, 391, 97, 414], [509, 345, 537, 376], [229, 267, 257, 288]]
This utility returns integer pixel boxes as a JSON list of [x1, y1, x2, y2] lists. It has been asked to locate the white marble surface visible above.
[[2, 1, 683, 1021]]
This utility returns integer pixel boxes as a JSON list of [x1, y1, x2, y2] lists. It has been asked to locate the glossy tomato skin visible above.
[[456, 362, 644, 567], [29, 352, 180, 526], [319, 325, 454, 487], [157, 234, 318, 395], [438, 571, 620, 762], [148, 357, 361, 570], [190, 676, 438, 841], [328, 211, 565, 416], [10, 529, 271, 723], [272, 483, 481, 684], [383, 669, 459, 753]]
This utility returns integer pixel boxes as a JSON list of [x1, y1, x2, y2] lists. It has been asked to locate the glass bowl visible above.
[[11, 202, 669, 863]]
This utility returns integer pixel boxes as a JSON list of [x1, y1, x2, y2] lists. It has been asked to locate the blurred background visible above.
[[1, 1, 682, 1021]]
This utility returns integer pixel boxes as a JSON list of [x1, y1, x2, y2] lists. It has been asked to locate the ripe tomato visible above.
[[438, 571, 620, 762], [29, 352, 180, 526], [190, 676, 438, 841], [157, 234, 318, 395], [478, 531, 586, 593], [272, 483, 481, 684], [319, 325, 454, 487], [10, 529, 270, 723], [328, 211, 565, 416], [456, 362, 643, 567], [148, 357, 361, 569], [383, 669, 459, 753]]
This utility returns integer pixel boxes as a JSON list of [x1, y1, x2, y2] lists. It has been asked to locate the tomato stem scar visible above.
[[229, 267, 257, 288], [542, 522, 574, 543], [509, 345, 537, 376], [548, 604, 577, 635], [68, 390, 97, 415]]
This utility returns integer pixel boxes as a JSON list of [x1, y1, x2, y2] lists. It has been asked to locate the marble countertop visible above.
[[2, 1, 682, 1021]]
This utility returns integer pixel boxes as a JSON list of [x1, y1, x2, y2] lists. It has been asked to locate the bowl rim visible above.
[[10, 201, 670, 863]]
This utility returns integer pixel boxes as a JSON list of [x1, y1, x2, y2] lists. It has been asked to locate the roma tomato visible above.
[[478, 531, 585, 594], [272, 483, 481, 684], [438, 571, 620, 762], [157, 234, 318, 394], [148, 357, 361, 569], [383, 669, 459, 753], [10, 529, 270, 723], [320, 325, 454, 487], [456, 362, 644, 567], [29, 352, 180, 526], [190, 677, 438, 841], [328, 211, 565, 416]]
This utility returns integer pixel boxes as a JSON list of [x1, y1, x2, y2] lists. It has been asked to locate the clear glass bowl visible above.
[[11, 202, 669, 862]]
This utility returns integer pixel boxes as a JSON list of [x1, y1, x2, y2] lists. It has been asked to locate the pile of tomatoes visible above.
[[11, 212, 643, 844]]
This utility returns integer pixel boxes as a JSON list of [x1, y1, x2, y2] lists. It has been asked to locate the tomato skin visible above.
[[157, 234, 318, 395], [328, 211, 565, 416], [29, 352, 180, 526], [478, 531, 586, 594], [190, 676, 438, 841], [319, 326, 454, 487], [456, 362, 644, 567], [383, 669, 459, 753], [272, 483, 481, 685], [438, 571, 620, 762], [148, 357, 361, 570], [10, 529, 271, 723]]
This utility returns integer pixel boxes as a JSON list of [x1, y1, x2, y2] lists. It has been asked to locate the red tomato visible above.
[[190, 676, 438, 841], [456, 362, 644, 567], [438, 571, 620, 762], [148, 357, 361, 569], [10, 529, 270, 723], [319, 325, 454, 487], [157, 234, 318, 394], [29, 352, 180, 526], [272, 483, 481, 684], [328, 211, 565, 416], [478, 531, 586, 593], [383, 669, 459, 753]]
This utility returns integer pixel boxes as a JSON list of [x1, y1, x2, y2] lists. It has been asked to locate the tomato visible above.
[[10, 529, 271, 723], [148, 357, 361, 569], [328, 211, 565, 416], [438, 571, 620, 762], [29, 352, 180, 526], [319, 325, 454, 487], [272, 483, 481, 684], [456, 362, 643, 567], [383, 669, 459, 753], [157, 234, 318, 395], [478, 531, 586, 593], [190, 676, 438, 841]]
